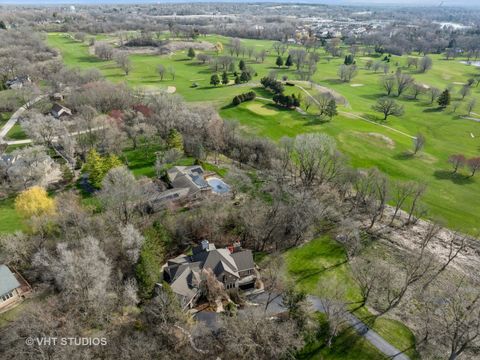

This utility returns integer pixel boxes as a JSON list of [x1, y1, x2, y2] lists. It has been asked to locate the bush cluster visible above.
[[232, 91, 256, 105]]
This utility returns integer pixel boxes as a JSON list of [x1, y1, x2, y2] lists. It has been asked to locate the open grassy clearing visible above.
[[47, 32, 480, 233], [285, 236, 419, 360], [5, 123, 28, 141], [0, 112, 11, 128], [0, 197, 25, 234]]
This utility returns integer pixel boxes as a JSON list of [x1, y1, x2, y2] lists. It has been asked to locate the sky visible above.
[[0, 0, 477, 6]]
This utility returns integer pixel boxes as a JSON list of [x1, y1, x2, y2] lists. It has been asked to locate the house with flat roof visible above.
[[162, 240, 257, 309], [0, 265, 30, 313]]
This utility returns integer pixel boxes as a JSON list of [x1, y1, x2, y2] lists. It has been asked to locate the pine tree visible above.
[[276, 56, 284, 68], [222, 71, 229, 85], [210, 74, 220, 86], [239, 59, 246, 71], [234, 75, 241, 84], [285, 54, 293, 68], [167, 129, 184, 152], [325, 99, 338, 119], [240, 71, 250, 83], [187, 47, 196, 59], [438, 89, 451, 108]]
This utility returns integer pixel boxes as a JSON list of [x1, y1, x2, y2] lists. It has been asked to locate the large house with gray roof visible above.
[[162, 240, 257, 309], [0, 265, 30, 313]]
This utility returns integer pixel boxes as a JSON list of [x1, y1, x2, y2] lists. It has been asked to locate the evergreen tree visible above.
[[438, 89, 451, 108], [210, 73, 220, 87], [344, 54, 355, 65], [276, 56, 284, 68], [187, 47, 196, 59], [285, 54, 293, 68], [234, 75, 241, 84], [222, 71, 229, 85], [167, 129, 184, 152], [83, 149, 122, 188], [239, 59, 246, 71], [325, 99, 338, 119], [240, 71, 250, 83]]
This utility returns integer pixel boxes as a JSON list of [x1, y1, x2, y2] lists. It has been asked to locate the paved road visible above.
[[0, 95, 46, 142], [196, 293, 410, 360]]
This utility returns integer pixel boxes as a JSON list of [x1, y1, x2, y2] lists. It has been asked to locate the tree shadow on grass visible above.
[[423, 107, 444, 113], [393, 151, 414, 160], [359, 93, 387, 101], [290, 260, 348, 283], [433, 170, 475, 185]]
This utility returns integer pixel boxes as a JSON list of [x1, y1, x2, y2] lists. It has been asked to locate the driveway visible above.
[[0, 95, 46, 143], [195, 292, 410, 360]]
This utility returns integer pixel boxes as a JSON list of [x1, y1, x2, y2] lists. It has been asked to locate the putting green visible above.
[[245, 102, 279, 116]]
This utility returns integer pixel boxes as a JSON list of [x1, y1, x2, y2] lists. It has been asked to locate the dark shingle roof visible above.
[[231, 250, 255, 272]]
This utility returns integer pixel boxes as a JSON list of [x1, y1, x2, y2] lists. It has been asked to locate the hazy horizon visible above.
[[0, 0, 478, 7]]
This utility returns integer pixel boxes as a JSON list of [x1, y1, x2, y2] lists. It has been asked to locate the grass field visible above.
[[0, 197, 25, 234], [5, 123, 28, 141], [285, 236, 419, 360], [46, 32, 480, 233]]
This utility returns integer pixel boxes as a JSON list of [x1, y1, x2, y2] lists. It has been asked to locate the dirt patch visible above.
[[166, 86, 176, 94], [159, 41, 214, 55], [364, 132, 395, 148]]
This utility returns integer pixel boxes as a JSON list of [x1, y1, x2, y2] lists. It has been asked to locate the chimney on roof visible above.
[[232, 241, 241, 253], [201, 239, 210, 251]]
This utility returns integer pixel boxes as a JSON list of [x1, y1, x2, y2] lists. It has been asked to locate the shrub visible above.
[[232, 91, 256, 106]]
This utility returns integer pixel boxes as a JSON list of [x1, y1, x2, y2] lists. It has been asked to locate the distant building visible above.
[[0, 265, 31, 313], [162, 240, 257, 309], [5, 76, 31, 90], [50, 103, 72, 118], [167, 165, 230, 196]]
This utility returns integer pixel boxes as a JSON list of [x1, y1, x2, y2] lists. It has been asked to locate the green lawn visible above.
[[0, 112, 11, 128], [298, 313, 387, 360], [285, 236, 419, 360], [0, 197, 25, 234], [46, 31, 480, 233], [5, 123, 27, 140]]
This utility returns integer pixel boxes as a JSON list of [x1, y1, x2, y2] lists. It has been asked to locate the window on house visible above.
[[0, 291, 13, 302]]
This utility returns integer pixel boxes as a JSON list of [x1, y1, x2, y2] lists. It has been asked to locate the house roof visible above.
[[231, 250, 255, 272], [167, 166, 210, 195], [51, 103, 71, 114], [163, 241, 256, 307], [0, 265, 21, 297]]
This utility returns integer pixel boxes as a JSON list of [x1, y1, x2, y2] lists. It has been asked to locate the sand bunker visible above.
[[166, 86, 176, 94], [350, 84, 364, 87]]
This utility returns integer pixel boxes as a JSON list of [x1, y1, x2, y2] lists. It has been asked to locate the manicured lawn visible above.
[[285, 236, 419, 359], [47, 32, 480, 233], [5, 123, 27, 140], [298, 314, 387, 360], [0, 112, 11, 127], [0, 197, 25, 234]]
